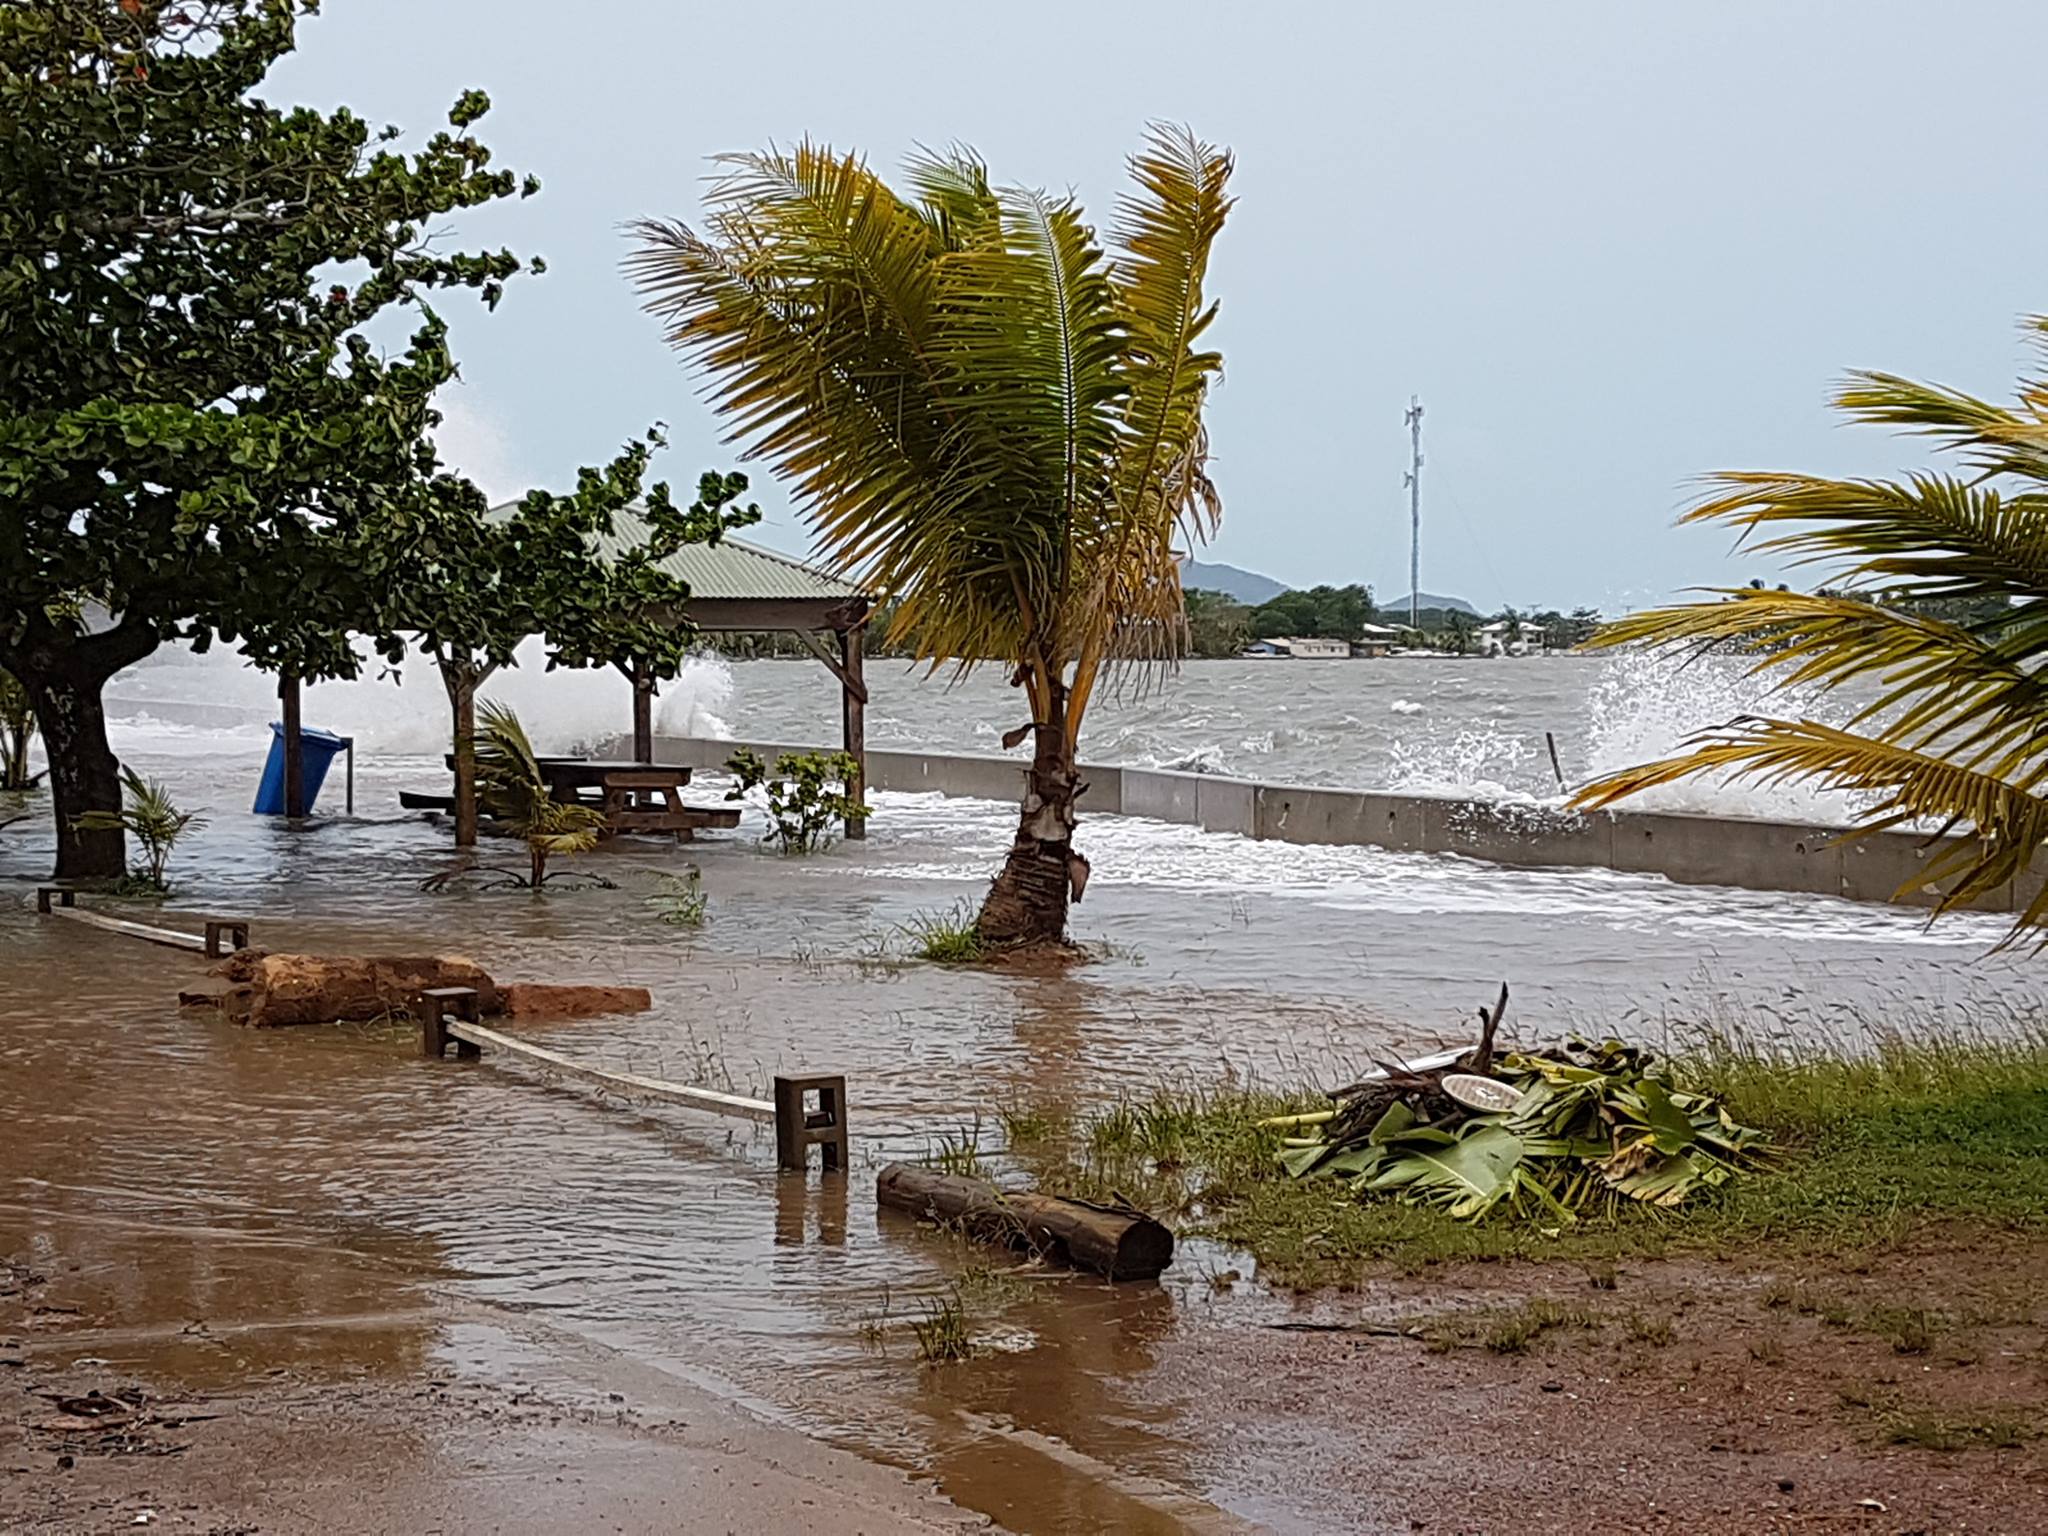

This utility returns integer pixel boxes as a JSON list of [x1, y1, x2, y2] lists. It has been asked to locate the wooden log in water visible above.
[[875, 1163, 1174, 1280]]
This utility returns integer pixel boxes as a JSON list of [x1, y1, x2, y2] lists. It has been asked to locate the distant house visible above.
[[1349, 622, 1407, 658], [1241, 635, 1351, 659]]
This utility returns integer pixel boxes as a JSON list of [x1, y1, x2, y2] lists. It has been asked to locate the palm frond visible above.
[[1573, 717, 2048, 941], [1585, 590, 2048, 787], [1679, 471, 2048, 614]]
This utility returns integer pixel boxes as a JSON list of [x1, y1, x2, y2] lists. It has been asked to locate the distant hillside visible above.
[[1181, 558, 1289, 605], [1382, 591, 1478, 617]]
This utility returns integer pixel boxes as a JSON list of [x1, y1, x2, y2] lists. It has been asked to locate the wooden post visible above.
[[202, 918, 251, 959], [773, 1074, 849, 1173], [279, 673, 304, 819], [839, 624, 866, 840], [632, 660, 655, 764], [419, 986, 481, 1060]]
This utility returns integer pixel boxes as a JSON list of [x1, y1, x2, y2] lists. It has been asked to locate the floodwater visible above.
[[4, 699, 2044, 1530], [106, 641, 1871, 820]]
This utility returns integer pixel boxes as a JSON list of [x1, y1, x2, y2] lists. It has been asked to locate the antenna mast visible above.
[[1403, 397, 1424, 632]]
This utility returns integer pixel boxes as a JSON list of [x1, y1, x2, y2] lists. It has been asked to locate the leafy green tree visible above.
[[404, 454, 756, 847], [0, 0, 540, 877], [1184, 588, 1251, 657], [631, 127, 1234, 946], [1576, 318, 2048, 941], [1249, 584, 1376, 642]]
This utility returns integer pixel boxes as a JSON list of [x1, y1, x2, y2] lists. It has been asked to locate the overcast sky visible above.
[[270, 2, 2048, 612]]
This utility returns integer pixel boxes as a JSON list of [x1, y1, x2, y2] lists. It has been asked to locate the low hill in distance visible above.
[[1180, 558, 1289, 606], [1381, 592, 1479, 617]]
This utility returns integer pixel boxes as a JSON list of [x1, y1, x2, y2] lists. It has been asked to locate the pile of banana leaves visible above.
[[1268, 1038, 1768, 1223]]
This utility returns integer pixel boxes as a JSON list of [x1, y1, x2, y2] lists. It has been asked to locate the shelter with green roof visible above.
[[499, 499, 874, 836]]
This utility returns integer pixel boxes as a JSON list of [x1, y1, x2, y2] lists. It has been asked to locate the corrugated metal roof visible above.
[[489, 499, 866, 603]]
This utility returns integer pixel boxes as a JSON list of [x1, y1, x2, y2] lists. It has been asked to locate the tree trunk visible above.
[[442, 660, 480, 848], [975, 697, 1088, 949], [528, 840, 546, 889], [1, 620, 159, 880], [631, 661, 654, 764], [875, 1163, 1174, 1279], [29, 669, 124, 879]]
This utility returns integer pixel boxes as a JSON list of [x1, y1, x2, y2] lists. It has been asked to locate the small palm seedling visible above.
[[474, 700, 606, 888], [73, 767, 203, 892]]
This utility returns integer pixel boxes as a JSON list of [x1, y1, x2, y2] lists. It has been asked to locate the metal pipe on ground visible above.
[[416, 989, 848, 1173]]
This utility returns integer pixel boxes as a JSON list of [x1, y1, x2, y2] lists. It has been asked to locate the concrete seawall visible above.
[[645, 735, 2034, 916]]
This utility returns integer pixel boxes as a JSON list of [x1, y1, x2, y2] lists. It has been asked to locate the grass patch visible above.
[[994, 1100, 1071, 1149], [1422, 1298, 1599, 1355], [912, 1293, 974, 1362], [902, 903, 985, 964], [1023, 1033, 2048, 1288], [1881, 1408, 2033, 1451], [1622, 1310, 1676, 1347], [923, 1121, 988, 1179]]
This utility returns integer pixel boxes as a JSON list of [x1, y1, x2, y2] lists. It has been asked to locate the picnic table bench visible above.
[[434, 756, 740, 841]]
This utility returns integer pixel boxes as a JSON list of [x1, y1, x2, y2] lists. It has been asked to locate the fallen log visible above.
[[875, 1163, 1174, 1281]]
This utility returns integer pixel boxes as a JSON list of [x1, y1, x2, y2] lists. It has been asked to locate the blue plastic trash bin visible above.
[[253, 723, 350, 815]]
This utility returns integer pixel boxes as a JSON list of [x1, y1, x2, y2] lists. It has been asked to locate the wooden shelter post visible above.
[[839, 621, 866, 839], [279, 673, 304, 819]]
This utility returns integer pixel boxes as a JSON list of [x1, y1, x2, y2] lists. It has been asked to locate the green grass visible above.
[[922, 1122, 988, 1179], [1019, 1032, 2048, 1287], [1421, 1297, 1599, 1355], [911, 1293, 974, 1362], [901, 903, 986, 964]]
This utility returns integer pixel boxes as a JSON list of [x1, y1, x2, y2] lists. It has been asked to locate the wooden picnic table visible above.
[[437, 756, 738, 841]]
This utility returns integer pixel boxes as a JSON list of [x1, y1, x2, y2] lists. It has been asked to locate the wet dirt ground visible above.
[[4, 754, 2047, 1532]]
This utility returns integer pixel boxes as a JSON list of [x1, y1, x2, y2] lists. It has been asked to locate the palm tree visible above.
[[629, 126, 1233, 946], [1573, 320, 2048, 941]]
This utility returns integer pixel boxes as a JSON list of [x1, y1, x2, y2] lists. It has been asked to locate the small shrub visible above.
[[725, 747, 866, 853], [74, 767, 202, 892], [648, 867, 709, 927]]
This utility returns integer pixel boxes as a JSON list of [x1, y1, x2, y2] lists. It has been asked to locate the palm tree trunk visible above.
[[976, 696, 1088, 948], [529, 841, 546, 888]]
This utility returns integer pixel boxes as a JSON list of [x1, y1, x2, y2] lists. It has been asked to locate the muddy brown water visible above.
[[3, 748, 2044, 1531]]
